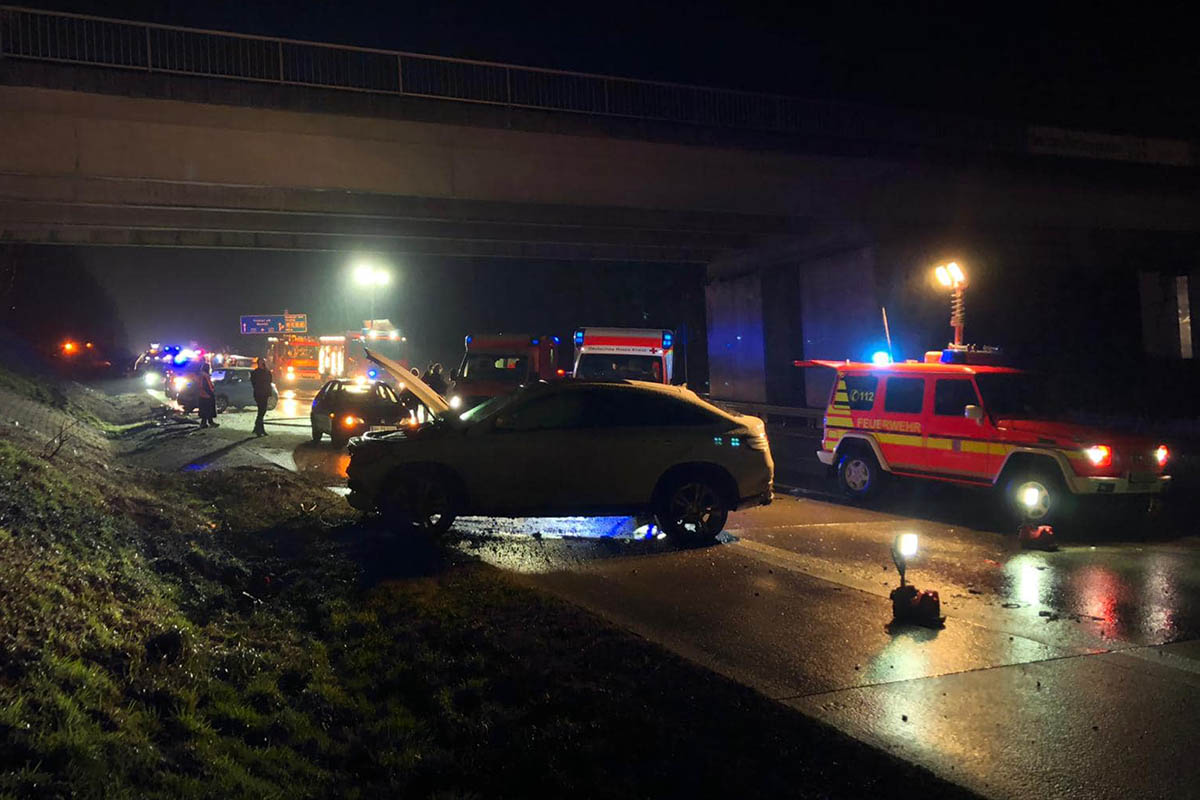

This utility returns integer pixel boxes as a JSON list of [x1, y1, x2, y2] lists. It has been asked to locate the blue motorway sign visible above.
[[240, 313, 308, 334]]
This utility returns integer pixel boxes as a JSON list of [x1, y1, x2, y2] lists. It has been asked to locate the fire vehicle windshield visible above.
[[974, 372, 1058, 419], [460, 354, 528, 383], [575, 354, 663, 382], [291, 344, 318, 359]]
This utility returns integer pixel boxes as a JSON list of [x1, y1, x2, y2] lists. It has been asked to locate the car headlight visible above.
[[342, 415, 364, 428], [449, 395, 463, 409], [173, 377, 190, 392], [143, 372, 161, 386]]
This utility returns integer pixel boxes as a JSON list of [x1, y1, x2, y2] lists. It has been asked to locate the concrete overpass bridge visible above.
[[2, 5, 1198, 402]]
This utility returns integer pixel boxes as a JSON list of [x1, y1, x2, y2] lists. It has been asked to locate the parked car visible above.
[[311, 378, 410, 447], [210, 367, 279, 413], [345, 379, 774, 540]]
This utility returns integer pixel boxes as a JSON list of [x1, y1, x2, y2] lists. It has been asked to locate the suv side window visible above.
[[884, 377, 925, 414], [496, 391, 594, 431], [934, 379, 979, 416], [600, 389, 723, 427], [842, 375, 878, 411]]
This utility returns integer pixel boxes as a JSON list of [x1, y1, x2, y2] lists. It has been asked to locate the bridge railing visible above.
[[0, 4, 1001, 150]]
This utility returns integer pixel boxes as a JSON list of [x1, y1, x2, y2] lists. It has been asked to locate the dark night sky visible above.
[[81, 249, 705, 370], [19, 0, 1200, 136]]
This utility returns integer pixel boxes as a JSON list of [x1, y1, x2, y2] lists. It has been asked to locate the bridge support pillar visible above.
[[706, 232, 879, 407]]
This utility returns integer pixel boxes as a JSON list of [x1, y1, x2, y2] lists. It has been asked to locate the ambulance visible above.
[[572, 328, 674, 384], [798, 348, 1171, 522]]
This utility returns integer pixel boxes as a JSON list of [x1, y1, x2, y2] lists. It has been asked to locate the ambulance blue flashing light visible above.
[[871, 351, 892, 366], [662, 331, 674, 349], [574, 330, 584, 346], [531, 338, 540, 346], [367, 368, 378, 379], [552, 335, 561, 345]]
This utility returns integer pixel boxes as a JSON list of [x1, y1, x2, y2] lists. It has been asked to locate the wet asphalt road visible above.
[[124, 382, 1200, 800]]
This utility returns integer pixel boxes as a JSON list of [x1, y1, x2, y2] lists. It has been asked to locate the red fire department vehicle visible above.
[[572, 327, 674, 383], [448, 333, 562, 410], [799, 348, 1171, 522]]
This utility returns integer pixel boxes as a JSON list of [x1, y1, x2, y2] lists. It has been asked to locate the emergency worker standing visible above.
[[197, 363, 218, 428], [251, 357, 273, 436]]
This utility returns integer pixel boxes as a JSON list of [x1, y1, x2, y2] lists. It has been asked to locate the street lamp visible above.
[[352, 261, 391, 329], [933, 261, 968, 347]]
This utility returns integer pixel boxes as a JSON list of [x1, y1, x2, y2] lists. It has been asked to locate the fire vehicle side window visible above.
[[842, 375, 878, 410], [884, 377, 925, 414], [934, 379, 979, 416]]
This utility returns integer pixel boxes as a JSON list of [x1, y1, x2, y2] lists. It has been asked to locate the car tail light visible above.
[[1084, 445, 1112, 468], [1155, 445, 1169, 467]]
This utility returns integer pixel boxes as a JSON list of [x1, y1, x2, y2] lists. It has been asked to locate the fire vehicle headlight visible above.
[[1021, 486, 1043, 508], [1084, 445, 1113, 468], [1155, 445, 1169, 467], [449, 395, 462, 409], [173, 376, 190, 392], [342, 415, 363, 428], [143, 372, 161, 386]]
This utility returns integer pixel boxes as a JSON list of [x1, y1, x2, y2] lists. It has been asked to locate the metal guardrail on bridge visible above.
[[0, 4, 1001, 150]]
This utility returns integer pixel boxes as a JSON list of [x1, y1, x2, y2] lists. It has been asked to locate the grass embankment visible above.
[[0, 393, 975, 798]]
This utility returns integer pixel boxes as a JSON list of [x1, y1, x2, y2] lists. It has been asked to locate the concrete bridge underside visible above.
[[3, 82, 1198, 265]]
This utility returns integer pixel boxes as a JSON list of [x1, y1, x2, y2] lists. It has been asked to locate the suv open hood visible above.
[[363, 347, 451, 416]]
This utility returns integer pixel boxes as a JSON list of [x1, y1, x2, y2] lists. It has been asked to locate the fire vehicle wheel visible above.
[[837, 447, 882, 500], [1004, 470, 1066, 522], [311, 421, 322, 442], [657, 476, 729, 542], [380, 470, 457, 536], [215, 395, 229, 414]]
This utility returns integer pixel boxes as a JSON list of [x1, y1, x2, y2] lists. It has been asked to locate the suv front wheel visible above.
[[1003, 468, 1068, 523], [380, 469, 458, 536]]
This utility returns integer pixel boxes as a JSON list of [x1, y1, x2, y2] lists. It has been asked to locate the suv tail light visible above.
[[1155, 445, 1169, 467], [1084, 445, 1112, 468]]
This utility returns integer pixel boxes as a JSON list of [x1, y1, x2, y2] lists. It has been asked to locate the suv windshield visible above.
[[454, 391, 521, 424], [460, 354, 528, 383], [575, 354, 663, 382], [975, 372, 1058, 419]]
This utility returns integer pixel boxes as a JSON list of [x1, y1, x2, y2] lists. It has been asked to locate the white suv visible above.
[[345, 379, 773, 541]]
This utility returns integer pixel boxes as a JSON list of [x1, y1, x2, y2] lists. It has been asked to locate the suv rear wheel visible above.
[[837, 445, 883, 501], [380, 469, 457, 536], [656, 474, 729, 542]]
